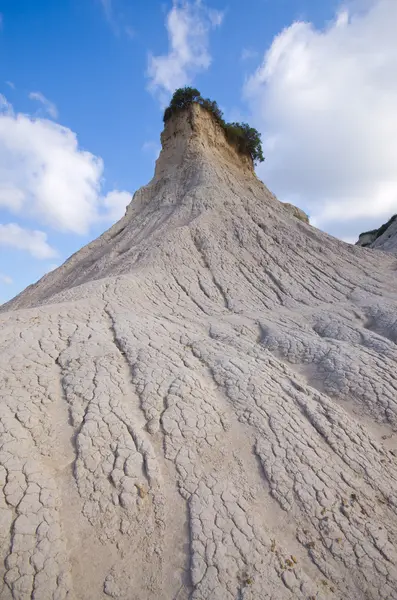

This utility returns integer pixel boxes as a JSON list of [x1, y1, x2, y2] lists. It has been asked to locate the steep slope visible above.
[[356, 214, 397, 252], [2, 104, 397, 600]]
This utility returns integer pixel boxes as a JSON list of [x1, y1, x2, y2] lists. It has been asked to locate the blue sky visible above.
[[0, 0, 396, 303]]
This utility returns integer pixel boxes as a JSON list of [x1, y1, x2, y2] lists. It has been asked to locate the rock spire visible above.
[[1, 106, 397, 600]]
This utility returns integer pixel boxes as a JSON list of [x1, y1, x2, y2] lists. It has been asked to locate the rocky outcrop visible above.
[[282, 202, 309, 223], [356, 214, 397, 251], [1, 104, 397, 600]]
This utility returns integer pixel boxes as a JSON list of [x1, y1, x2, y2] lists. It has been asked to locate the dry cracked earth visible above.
[[1, 105, 397, 599]]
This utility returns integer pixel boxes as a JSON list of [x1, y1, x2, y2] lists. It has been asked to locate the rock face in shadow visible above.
[[356, 214, 397, 252], [1, 104, 397, 600]]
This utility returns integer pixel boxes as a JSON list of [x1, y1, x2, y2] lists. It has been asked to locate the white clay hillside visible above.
[[1, 99, 397, 600]]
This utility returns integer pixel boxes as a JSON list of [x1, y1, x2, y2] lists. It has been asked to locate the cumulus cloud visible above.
[[0, 97, 131, 235], [244, 0, 397, 239], [101, 190, 131, 222], [29, 91, 58, 119], [147, 0, 223, 103], [0, 223, 57, 259]]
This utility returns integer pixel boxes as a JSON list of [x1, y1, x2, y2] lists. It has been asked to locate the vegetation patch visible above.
[[359, 214, 397, 242], [164, 87, 265, 165]]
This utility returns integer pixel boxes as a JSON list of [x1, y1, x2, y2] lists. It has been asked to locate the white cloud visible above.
[[0, 273, 13, 285], [244, 0, 397, 239], [99, 0, 135, 38], [0, 223, 57, 259], [101, 190, 131, 222], [100, 0, 117, 33], [241, 48, 258, 61], [100, 0, 112, 20], [147, 0, 223, 103], [5, 81, 15, 90], [29, 91, 58, 119], [0, 94, 12, 114], [0, 97, 131, 234], [208, 9, 224, 27]]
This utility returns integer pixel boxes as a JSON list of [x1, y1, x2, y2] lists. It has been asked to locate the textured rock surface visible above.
[[2, 104, 397, 599], [356, 214, 397, 252], [282, 203, 309, 224]]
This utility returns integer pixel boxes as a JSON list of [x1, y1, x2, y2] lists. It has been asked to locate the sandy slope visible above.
[[1, 105, 397, 599]]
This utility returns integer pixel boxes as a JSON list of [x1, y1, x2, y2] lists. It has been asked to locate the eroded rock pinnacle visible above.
[[1, 105, 397, 599]]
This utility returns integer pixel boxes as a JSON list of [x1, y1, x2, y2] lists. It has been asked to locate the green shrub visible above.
[[224, 122, 264, 165], [163, 87, 265, 165], [163, 87, 201, 122], [200, 98, 225, 127]]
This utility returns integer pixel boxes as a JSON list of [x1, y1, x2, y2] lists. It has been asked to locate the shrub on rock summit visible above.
[[163, 87, 265, 165], [163, 87, 201, 122], [224, 122, 264, 165]]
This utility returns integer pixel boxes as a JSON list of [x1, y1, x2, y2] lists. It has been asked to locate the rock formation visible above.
[[356, 214, 397, 252], [2, 103, 397, 600], [281, 202, 309, 224]]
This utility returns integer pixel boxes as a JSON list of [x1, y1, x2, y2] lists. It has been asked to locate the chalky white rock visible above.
[[1, 104, 397, 599]]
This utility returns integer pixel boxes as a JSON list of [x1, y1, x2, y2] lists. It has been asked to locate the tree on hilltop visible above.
[[163, 87, 265, 165]]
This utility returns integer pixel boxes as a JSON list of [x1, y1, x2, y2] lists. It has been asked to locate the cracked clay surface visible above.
[[1, 105, 397, 599]]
